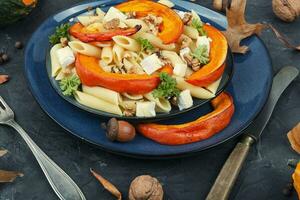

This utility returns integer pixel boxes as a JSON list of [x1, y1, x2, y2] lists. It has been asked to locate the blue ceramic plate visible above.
[[25, 0, 272, 157]]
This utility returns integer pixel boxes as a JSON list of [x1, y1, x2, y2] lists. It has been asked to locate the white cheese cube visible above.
[[196, 36, 211, 53], [136, 102, 156, 117], [178, 89, 193, 110], [173, 63, 187, 77], [56, 46, 75, 68], [158, 0, 174, 8], [140, 54, 163, 75], [179, 47, 191, 62], [103, 7, 127, 23], [176, 11, 186, 19]]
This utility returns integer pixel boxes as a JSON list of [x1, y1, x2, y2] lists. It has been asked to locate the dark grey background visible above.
[[0, 0, 299, 199]]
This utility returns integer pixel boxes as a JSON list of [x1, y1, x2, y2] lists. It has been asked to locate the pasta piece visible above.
[[50, 44, 63, 77], [112, 36, 140, 52], [69, 35, 80, 42], [74, 91, 123, 115], [119, 100, 137, 111], [144, 93, 171, 113], [133, 32, 176, 51], [161, 50, 185, 66], [124, 19, 150, 32], [84, 22, 105, 33], [77, 15, 103, 26], [69, 41, 101, 58], [96, 7, 105, 18], [175, 76, 215, 99], [82, 85, 120, 105], [91, 41, 113, 48], [191, 10, 201, 21], [101, 46, 113, 64], [206, 76, 222, 94], [112, 44, 125, 67], [183, 26, 199, 40], [185, 66, 194, 77], [122, 93, 143, 100]]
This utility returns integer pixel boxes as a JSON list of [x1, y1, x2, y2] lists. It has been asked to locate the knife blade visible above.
[[206, 66, 299, 200]]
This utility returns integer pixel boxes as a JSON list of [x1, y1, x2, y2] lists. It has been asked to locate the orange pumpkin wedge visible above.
[[186, 24, 228, 87], [69, 22, 141, 43], [75, 54, 173, 94], [116, 0, 184, 44], [137, 92, 234, 145]]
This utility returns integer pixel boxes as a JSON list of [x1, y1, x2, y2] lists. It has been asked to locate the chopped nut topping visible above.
[[184, 54, 201, 71], [60, 37, 68, 47], [141, 14, 163, 35], [124, 109, 135, 117], [126, 11, 136, 19], [181, 35, 193, 49], [104, 18, 120, 30], [182, 13, 193, 25]]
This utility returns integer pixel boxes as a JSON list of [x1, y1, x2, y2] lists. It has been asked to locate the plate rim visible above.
[[24, 0, 273, 158]]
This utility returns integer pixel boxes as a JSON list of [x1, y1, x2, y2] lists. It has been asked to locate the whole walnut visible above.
[[272, 0, 300, 22], [128, 175, 163, 200]]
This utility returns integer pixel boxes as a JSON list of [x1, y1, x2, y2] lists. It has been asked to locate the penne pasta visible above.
[[112, 44, 125, 67], [69, 41, 101, 58], [84, 22, 105, 33], [96, 7, 105, 18], [183, 26, 199, 40], [101, 46, 113, 64], [133, 32, 176, 51], [175, 76, 215, 99], [124, 19, 150, 32], [74, 91, 123, 115], [112, 36, 141, 52], [122, 93, 143, 100], [50, 44, 63, 77], [69, 35, 80, 42], [77, 15, 103, 26], [82, 85, 120, 105], [90, 41, 113, 48], [161, 50, 185, 66], [206, 76, 222, 94], [144, 93, 171, 113]]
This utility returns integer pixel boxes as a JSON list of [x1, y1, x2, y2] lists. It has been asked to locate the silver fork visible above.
[[0, 96, 86, 200]]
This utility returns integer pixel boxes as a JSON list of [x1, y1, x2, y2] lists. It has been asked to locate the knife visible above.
[[206, 66, 299, 200]]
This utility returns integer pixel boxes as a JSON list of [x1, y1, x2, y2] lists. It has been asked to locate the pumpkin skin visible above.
[[0, 0, 37, 26]]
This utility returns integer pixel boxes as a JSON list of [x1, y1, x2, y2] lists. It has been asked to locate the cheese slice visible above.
[[178, 89, 193, 110], [136, 102, 156, 117], [103, 7, 127, 23], [56, 46, 75, 68], [140, 54, 163, 75]]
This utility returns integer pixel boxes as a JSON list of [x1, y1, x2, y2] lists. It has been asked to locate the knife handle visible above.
[[206, 136, 255, 200]]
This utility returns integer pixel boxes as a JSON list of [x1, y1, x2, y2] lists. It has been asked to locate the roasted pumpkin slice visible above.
[[186, 25, 228, 87], [137, 92, 234, 145], [116, 0, 183, 44], [75, 54, 172, 94], [69, 22, 141, 42]]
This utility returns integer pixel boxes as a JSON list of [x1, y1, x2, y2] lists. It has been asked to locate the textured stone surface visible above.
[[0, 0, 299, 199]]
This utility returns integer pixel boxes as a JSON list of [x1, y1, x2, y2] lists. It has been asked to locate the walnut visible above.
[[272, 0, 300, 22], [128, 175, 163, 200], [126, 11, 137, 19], [287, 122, 300, 154], [60, 37, 68, 47], [184, 54, 201, 71], [124, 109, 135, 117], [103, 18, 120, 30], [182, 12, 193, 25], [142, 14, 163, 35]]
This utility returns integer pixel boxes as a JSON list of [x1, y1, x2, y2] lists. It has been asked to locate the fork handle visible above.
[[7, 120, 86, 200]]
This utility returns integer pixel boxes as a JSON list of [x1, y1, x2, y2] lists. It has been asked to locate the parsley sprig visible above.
[[191, 18, 206, 36], [191, 45, 210, 65], [153, 72, 180, 99], [136, 37, 154, 52], [49, 23, 71, 45], [59, 74, 81, 96]]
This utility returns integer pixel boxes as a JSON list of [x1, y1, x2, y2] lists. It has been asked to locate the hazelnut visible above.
[[103, 118, 136, 142]]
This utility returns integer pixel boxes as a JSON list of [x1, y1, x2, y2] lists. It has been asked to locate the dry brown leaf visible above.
[[287, 122, 300, 154], [0, 75, 9, 84], [223, 0, 266, 53], [90, 168, 122, 200], [0, 149, 8, 157], [0, 169, 23, 183]]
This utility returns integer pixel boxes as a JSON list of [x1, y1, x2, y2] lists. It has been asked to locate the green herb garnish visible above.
[[136, 37, 154, 52], [59, 74, 81, 96], [153, 72, 180, 99], [191, 45, 210, 65], [49, 23, 71, 45], [191, 18, 206, 36]]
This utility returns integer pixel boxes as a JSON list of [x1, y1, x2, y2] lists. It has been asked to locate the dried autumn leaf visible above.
[[0, 75, 9, 84], [0, 149, 8, 157], [223, 0, 266, 54], [287, 122, 300, 154], [0, 169, 23, 183], [90, 168, 122, 200]]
